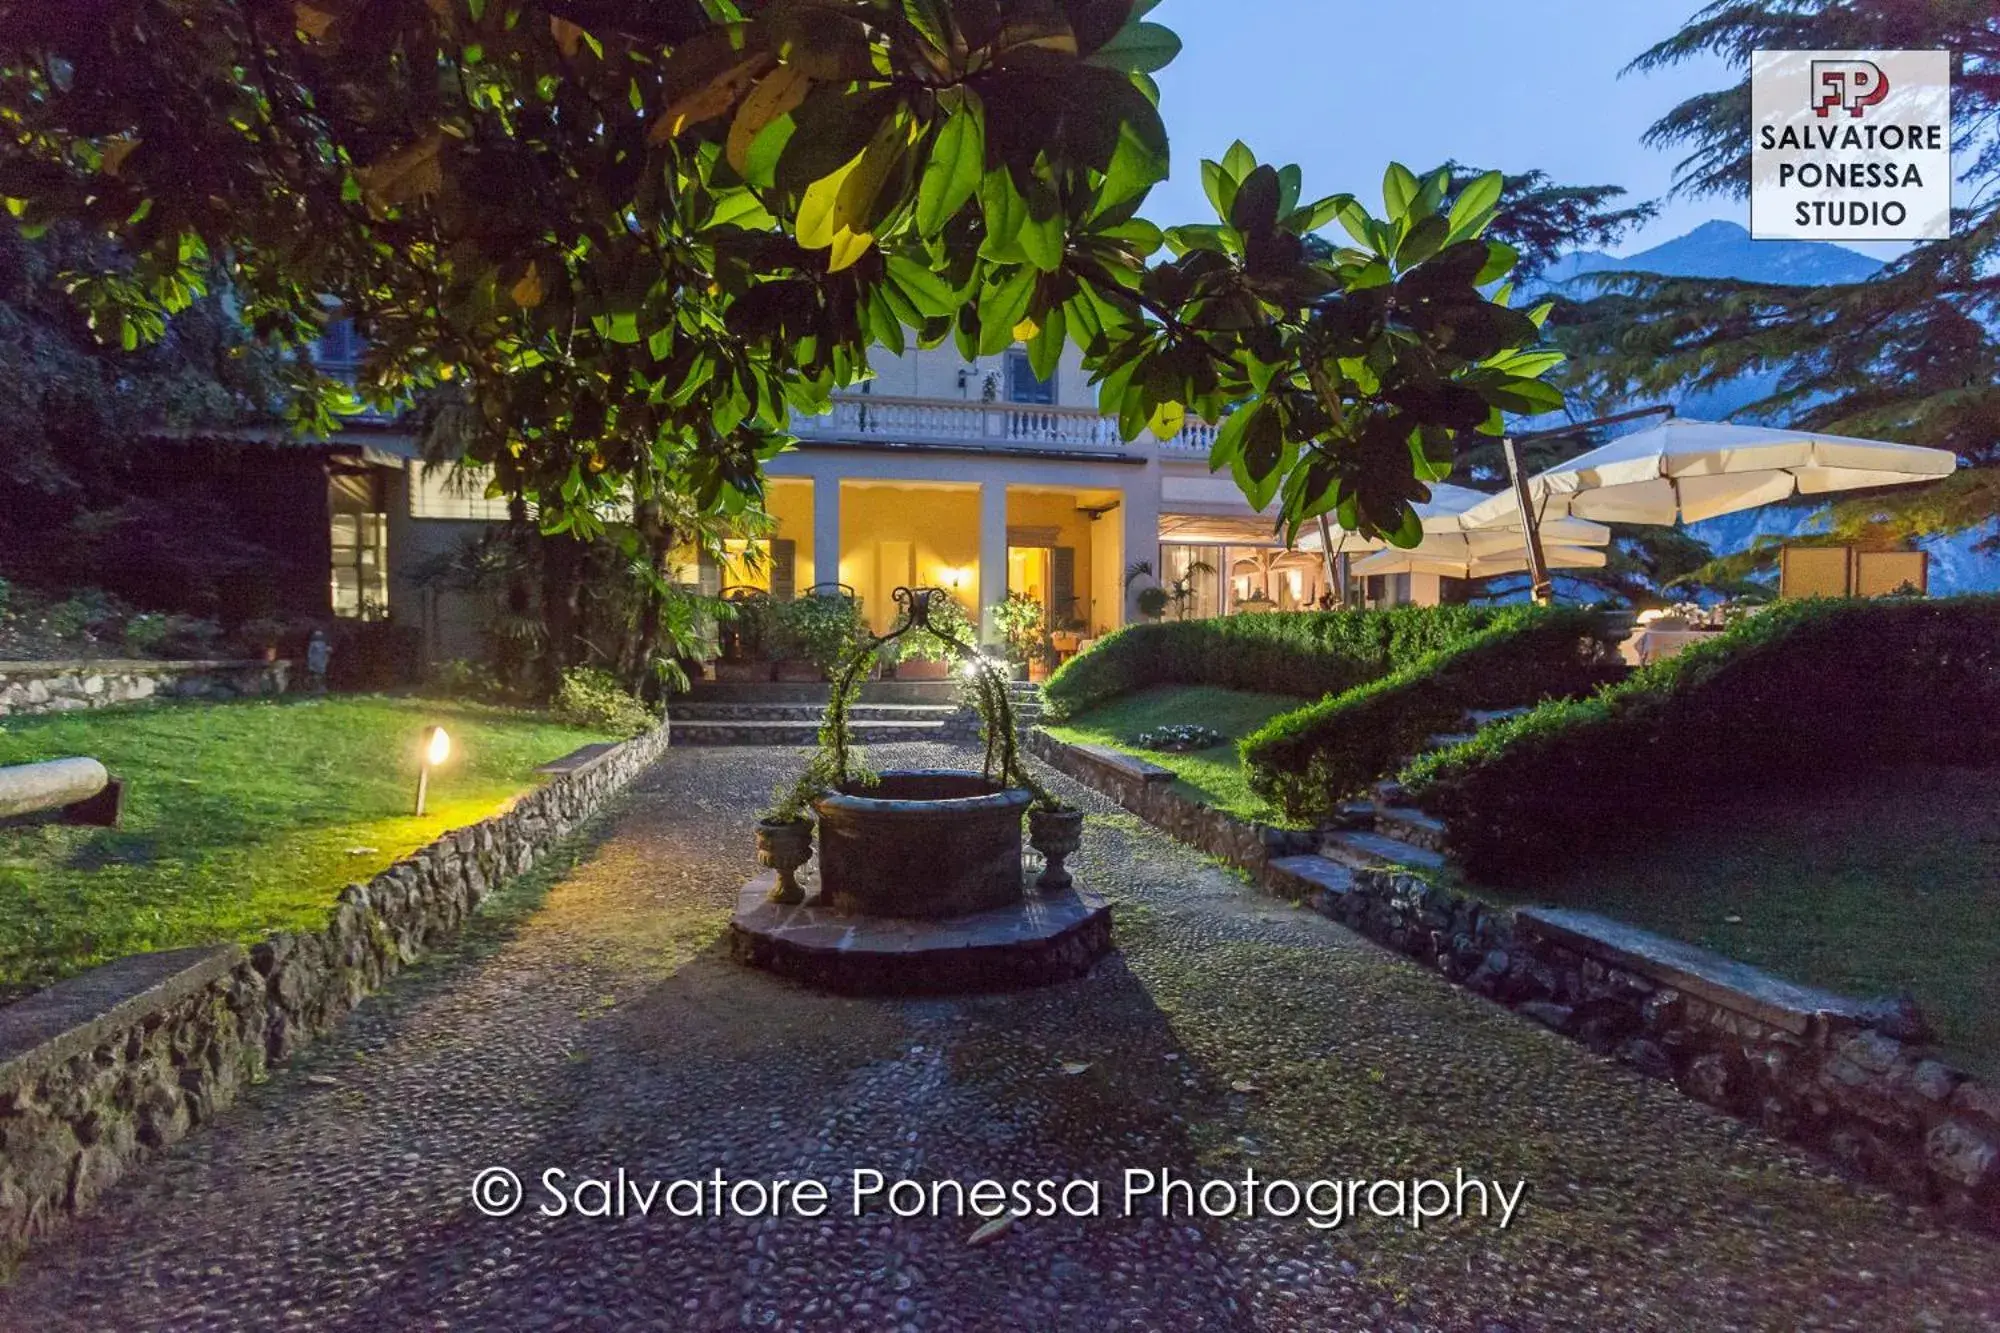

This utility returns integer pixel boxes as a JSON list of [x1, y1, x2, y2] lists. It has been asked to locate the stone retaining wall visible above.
[[0, 724, 670, 1259], [0, 659, 292, 717], [1022, 730, 1317, 869], [1030, 728, 2000, 1234]]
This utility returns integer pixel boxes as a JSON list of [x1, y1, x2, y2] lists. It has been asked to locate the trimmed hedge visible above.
[[1405, 597, 2000, 880], [1241, 607, 1623, 823], [1043, 606, 1508, 720]]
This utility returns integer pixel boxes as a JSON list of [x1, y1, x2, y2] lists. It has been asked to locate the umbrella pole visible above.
[[1314, 513, 1348, 608], [1502, 436, 1554, 605]]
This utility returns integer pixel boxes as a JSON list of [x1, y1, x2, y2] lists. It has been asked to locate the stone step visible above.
[[1374, 805, 1448, 852], [1467, 706, 1532, 729], [671, 719, 950, 747], [1264, 854, 1356, 908], [1422, 732, 1478, 750], [1318, 828, 1448, 873], [1373, 778, 1407, 805], [672, 702, 958, 723]]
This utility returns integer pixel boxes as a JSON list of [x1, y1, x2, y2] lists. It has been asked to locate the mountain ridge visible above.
[[1539, 219, 1884, 289]]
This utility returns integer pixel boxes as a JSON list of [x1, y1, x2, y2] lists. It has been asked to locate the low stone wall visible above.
[[1022, 730, 1317, 869], [1032, 728, 2000, 1234], [0, 659, 292, 716], [0, 724, 670, 1258]]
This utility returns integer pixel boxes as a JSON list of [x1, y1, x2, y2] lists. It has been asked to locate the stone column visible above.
[[813, 474, 841, 596], [978, 480, 1009, 645], [1119, 469, 1161, 627]]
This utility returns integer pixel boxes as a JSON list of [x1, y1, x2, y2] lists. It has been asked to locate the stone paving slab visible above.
[[0, 742, 1995, 1332]]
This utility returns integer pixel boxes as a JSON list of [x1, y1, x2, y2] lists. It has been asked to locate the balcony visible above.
[[791, 393, 1218, 457]]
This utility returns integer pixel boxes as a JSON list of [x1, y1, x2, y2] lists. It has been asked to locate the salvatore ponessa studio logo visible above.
[[1752, 49, 1951, 241]]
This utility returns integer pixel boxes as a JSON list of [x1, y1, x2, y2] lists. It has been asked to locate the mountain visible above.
[[1537, 220, 1884, 290]]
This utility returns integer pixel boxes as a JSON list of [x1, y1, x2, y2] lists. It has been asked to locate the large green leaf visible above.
[[915, 102, 986, 237], [1084, 20, 1182, 74]]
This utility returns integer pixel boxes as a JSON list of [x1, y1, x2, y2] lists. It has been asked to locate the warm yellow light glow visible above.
[[1635, 608, 1666, 625], [425, 726, 451, 766]]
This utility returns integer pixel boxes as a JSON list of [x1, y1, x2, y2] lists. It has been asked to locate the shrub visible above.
[[1404, 597, 2000, 879], [428, 657, 508, 701], [1043, 606, 1508, 721], [1241, 606, 1622, 822], [554, 666, 658, 737], [894, 591, 978, 662], [1136, 723, 1223, 752], [120, 612, 223, 659], [993, 591, 1050, 665], [769, 594, 868, 676]]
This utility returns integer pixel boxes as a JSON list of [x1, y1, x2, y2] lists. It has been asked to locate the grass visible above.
[[1472, 765, 2000, 1078], [1045, 684, 1311, 826], [0, 695, 617, 1000]]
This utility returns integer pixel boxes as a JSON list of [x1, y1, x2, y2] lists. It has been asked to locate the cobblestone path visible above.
[[2, 743, 1995, 1332]]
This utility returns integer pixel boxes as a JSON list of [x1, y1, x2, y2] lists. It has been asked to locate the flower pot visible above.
[[1026, 807, 1085, 892], [773, 659, 826, 683], [714, 659, 772, 683], [894, 658, 952, 681], [755, 818, 814, 904], [1027, 658, 1050, 682]]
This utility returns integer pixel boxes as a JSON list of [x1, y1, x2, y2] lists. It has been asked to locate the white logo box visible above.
[[1751, 49, 1951, 242]]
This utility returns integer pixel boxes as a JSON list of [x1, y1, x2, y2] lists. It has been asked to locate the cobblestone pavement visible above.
[[3, 743, 1997, 1332]]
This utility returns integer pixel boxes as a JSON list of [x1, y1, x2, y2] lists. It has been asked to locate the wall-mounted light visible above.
[[414, 725, 451, 816]]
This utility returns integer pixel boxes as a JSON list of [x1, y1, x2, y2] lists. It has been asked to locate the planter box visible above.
[[893, 658, 952, 681]]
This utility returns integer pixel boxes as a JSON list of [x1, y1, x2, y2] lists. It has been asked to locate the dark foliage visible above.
[[1406, 597, 2000, 879], [1043, 606, 1508, 720], [1242, 607, 1622, 822]]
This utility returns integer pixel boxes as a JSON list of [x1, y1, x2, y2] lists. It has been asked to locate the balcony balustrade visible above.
[[791, 393, 1216, 456]]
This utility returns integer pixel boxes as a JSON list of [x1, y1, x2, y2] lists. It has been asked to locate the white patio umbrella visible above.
[[1301, 483, 1612, 553], [1456, 418, 1958, 529], [1351, 543, 1607, 580]]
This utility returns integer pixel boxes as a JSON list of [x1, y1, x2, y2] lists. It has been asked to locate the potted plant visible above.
[[992, 592, 1052, 681], [714, 595, 776, 682], [771, 594, 866, 682], [236, 616, 288, 662], [756, 762, 830, 905], [1026, 799, 1085, 892], [890, 590, 974, 680]]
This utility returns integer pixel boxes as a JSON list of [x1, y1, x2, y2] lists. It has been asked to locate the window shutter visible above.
[[1050, 546, 1076, 624], [769, 539, 797, 601]]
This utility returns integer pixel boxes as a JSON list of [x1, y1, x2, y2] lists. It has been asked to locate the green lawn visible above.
[[1474, 766, 2000, 1078], [0, 695, 615, 1000], [1045, 684, 1310, 826]]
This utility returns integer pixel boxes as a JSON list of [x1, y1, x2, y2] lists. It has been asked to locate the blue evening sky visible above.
[[1148, 0, 1742, 255]]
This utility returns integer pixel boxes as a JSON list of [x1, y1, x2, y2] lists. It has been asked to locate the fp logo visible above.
[[1812, 60, 1890, 117]]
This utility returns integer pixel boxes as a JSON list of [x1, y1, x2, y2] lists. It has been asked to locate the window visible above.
[[408, 461, 514, 521], [1003, 347, 1056, 405], [330, 512, 388, 619], [313, 319, 364, 374]]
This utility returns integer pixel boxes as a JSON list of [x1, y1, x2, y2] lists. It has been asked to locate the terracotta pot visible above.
[[1026, 807, 1085, 892], [1027, 658, 1050, 682], [894, 658, 952, 681], [755, 818, 814, 904]]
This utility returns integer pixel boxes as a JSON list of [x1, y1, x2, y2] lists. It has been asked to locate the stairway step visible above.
[[1467, 707, 1532, 728], [1318, 829, 1447, 873], [1374, 805, 1448, 853], [1423, 732, 1478, 750], [1265, 854, 1356, 907], [672, 719, 949, 747]]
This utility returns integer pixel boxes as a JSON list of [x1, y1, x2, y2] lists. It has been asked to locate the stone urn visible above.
[[1026, 806, 1085, 892], [755, 818, 814, 904]]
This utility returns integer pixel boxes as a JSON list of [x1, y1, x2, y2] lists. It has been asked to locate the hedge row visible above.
[[1042, 606, 1509, 720], [1404, 596, 2000, 880], [1241, 607, 1623, 823]]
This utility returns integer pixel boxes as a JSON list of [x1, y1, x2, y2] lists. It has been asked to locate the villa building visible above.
[[290, 333, 1456, 664]]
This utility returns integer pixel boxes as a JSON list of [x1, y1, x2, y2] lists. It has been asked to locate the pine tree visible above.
[[1556, 0, 2000, 550]]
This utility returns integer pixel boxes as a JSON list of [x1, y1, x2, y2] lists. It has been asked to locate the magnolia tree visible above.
[[0, 0, 1562, 601]]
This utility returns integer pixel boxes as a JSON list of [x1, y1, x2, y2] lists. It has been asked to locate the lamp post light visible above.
[[414, 725, 451, 816]]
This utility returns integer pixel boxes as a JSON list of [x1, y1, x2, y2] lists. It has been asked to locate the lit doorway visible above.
[[1007, 545, 1051, 614]]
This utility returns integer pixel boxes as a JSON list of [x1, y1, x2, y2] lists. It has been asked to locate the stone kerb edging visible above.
[[0, 722, 672, 1259], [1027, 728, 2000, 1234], [0, 658, 293, 716]]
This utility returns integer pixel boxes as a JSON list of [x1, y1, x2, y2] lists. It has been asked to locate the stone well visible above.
[[730, 770, 1111, 995]]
